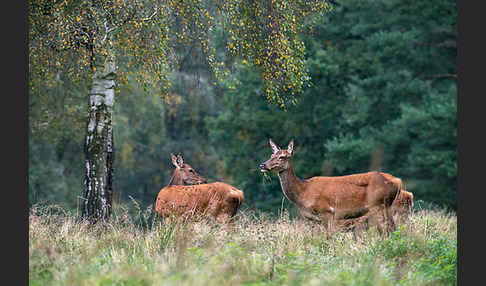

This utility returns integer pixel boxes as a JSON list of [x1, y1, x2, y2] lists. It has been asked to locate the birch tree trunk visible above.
[[82, 56, 116, 223]]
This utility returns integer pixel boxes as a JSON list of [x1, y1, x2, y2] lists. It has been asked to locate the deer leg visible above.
[[215, 213, 231, 224], [365, 206, 384, 234], [337, 214, 370, 233], [373, 204, 396, 235], [393, 211, 401, 226], [385, 205, 396, 232], [300, 209, 322, 222], [318, 212, 335, 233], [376, 217, 385, 236]]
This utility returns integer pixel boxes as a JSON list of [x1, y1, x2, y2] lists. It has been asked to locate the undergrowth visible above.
[[29, 203, 457, 286]]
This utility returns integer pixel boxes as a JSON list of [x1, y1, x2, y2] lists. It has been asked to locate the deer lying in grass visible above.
[[155, 153, 244, 223], [259, 139, 401, 232]]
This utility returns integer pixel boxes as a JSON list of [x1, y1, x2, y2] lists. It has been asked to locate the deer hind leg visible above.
[[337, 214, 370, 233], [384, 205, 396, 232], [318, 212, 336, 233], [393, 212, 401, 226], [300, 209, 322, 222], [371, 204, 396, 235], [363, 206, 385, 235], [215, 213, 231, 224]]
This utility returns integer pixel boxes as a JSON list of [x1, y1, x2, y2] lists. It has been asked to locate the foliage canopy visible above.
[[29, 0, 332, 106]]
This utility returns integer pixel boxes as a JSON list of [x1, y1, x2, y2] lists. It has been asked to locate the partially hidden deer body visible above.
[[391, 189, 414, 222], [259, 139, 401, 231], [155, 153, 244, 223], [334, 188, 413, 230]]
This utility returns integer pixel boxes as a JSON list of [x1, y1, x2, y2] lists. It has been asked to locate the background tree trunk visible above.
[[82, 57, 116, 222]]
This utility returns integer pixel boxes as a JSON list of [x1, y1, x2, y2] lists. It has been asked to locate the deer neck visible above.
[[168, 171, 183, 185], [277, 161, 305, 206]]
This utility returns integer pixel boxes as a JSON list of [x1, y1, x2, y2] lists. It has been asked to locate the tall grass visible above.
[[29, 203, 456, 286]]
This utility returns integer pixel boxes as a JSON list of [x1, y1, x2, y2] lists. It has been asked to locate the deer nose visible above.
[[259, 163, 265, 170]]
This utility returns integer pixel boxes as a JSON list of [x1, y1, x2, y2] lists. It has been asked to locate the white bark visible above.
[[82, 55, 116, 222]]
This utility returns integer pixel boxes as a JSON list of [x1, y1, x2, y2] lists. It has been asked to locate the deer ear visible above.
[[269, 139, 281, 154], [176, 153, 184, 166], [287, 139, 294, 155], [171, 153, 180, 168]]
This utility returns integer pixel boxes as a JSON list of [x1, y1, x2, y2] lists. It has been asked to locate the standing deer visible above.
[[259, 139, 401, 232], [155, 153, 244, 223]]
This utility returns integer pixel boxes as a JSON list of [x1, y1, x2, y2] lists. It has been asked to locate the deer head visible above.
[[170, 153, 207, 185], [259, 139, 294, 173]]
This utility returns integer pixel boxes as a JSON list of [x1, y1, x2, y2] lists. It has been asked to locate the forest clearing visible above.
[[29, 0, 457, 285], [30, 204, 456, 286]]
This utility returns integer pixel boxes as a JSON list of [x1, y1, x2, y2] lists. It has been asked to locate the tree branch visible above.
[[102, 21, 116, 43], [142, 7, 158, 21]]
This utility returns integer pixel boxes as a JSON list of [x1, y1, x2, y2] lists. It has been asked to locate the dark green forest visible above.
[[29, 0, 457, 214]]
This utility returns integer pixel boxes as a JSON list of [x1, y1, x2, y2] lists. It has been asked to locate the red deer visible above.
[[167, 153, 207, 186], [155, 154, 244, 223], [259, 139, 401, 232]]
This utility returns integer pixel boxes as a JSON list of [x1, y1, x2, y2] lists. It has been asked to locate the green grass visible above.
[[29, 204, 457, 286]]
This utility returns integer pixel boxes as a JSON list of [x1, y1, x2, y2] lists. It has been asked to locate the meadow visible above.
[[29, 203, 456, 286]]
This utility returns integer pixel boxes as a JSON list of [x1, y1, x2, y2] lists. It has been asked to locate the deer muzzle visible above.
[[259, 163, 268, 172]]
